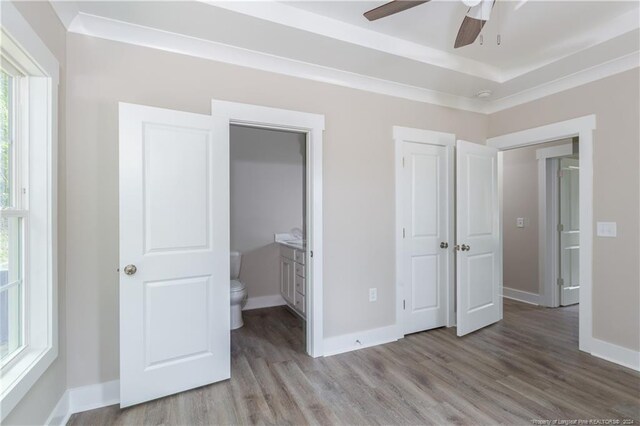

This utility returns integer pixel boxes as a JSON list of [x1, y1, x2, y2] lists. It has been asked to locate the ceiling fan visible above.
[[363, 0, 496, 49]]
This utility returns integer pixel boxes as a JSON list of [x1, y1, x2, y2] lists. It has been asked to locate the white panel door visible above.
[[402, 142, 448, 334], [119, 103, 230, 407], [559, 158, 580, 306], [456, 140, 501, 336]]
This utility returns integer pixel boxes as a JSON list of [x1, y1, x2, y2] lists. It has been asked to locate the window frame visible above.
[[1, 59, 28, 369], [0, 3, 59, 420]]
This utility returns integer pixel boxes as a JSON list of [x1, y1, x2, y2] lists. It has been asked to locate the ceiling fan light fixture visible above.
[[476, 90, 492, 99], [461, 0, 482, 7]]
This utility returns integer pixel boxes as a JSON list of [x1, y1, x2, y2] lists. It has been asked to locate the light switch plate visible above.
[[597, 222, 617, 237], [516, 218, 525, 228], [369, 288, 377, 302]]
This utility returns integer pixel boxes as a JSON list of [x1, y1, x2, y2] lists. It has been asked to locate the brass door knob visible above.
[[123, 264, 137, 275]]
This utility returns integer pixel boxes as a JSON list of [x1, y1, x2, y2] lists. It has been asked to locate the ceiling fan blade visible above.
[[454, 0, 495, 48], [364, 0, 430, 22], [454, 16, 486, 48]]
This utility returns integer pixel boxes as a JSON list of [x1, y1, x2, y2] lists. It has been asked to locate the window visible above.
[[1, 64, 26, 365], [1, 4, 59, 419]]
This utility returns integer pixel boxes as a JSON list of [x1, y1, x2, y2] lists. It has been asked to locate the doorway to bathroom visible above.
[[214, 99, 325, 359], [229, 123, 309, 355]]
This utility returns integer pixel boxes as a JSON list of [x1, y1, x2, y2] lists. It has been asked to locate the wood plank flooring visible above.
[[68, 300, 640, 425]]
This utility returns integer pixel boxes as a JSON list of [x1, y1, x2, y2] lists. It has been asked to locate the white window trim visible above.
[[0, 1, 59, 421]]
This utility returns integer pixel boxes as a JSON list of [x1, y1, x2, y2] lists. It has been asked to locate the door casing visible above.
[[488, 115, 595, 353], [394, 126, 455, 337], [535, 142, 578, 308], [212, 100, 325, 357]]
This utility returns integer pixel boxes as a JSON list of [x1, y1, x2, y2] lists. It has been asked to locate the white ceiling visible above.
[[287, 0, 639, 69], [49, 0, 640, 113]]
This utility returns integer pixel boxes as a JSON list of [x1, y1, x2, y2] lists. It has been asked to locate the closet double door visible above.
[[398, 130, 501, 338]]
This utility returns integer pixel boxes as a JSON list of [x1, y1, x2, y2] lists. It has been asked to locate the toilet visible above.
[[230, 251, 248, 330]]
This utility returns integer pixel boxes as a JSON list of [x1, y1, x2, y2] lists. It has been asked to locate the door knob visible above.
[[123, 264, 137, 275], [440, 242, 449, 249], [461, 244, 471, 251]]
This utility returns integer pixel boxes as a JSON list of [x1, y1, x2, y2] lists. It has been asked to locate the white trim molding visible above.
[[243, 295, 286, 311], [57, 9, 639, 114], [486, 52, 640, 114], [0, 1, 60, 421], [536, 142, 575, 308], [45, 380, 120, 426], [502, 288, 540, 306], [488, 114, 596, 355], [212, 100, 325, 358], [68, 13, 485, 113], [591, 339, 640, 372], [323, 325, 399, 357], [203, 0, 501, 82]]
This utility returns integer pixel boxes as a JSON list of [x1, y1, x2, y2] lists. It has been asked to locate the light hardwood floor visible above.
[[68, 299, 640, 425]]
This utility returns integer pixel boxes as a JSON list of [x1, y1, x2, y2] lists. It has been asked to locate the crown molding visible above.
[[499, 8, 640, 81], [67, 12, 487, 113], [201, 0, 502, 82], [64, 10, 638, 115], [204, 1, 639, 84], [485, 52, 640, 114]]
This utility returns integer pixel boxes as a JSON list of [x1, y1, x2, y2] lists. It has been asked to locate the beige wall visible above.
[[65, 32, 487, 387], [230, 125, 305, 298], [502, 139, 572, 295], [503, 144, 542, 294], [11, 5, 637, 413], [5, 2, 67, 425], [489, 68, 640, 351]]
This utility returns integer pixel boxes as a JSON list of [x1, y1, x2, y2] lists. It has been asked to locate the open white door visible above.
[[119, 103, 230, 407], [401, 142, 449, 334], [559, 158, 580, 306], [456, 140, 501, 336]]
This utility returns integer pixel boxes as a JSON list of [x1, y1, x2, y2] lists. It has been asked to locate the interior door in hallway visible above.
[[456, 140, 502, 336], [401, 141, 449, 335], [119, 103, 230, 407], [559, 157, 580, 306]]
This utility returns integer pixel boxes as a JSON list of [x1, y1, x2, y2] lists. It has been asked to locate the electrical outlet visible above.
[[516, 217, 525, 228], [369, 288, 377, 302]]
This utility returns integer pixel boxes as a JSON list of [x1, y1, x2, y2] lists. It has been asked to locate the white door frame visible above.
[[536, 142, 575, 308], [212, 100, 325, 357], [393, 126, 456, 337], [487, 115, 595, 353]]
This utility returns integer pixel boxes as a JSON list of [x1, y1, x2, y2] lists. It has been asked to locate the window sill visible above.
[[0, 345, 58, 421]]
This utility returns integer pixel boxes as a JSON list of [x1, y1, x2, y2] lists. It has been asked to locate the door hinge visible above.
[[557, 224, 564, 232], [557, 278, 564, 286], [403, 300, 406, 310], [402, 157, 405, 168], [310, 250, 313, 258], [402, 228, 406, 238]]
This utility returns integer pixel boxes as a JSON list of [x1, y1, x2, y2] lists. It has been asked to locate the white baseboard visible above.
[[243, 294, 286, 311], [591, 338, 640, 372], [45, 391, 69, 426], [502, 287, 540, 305], [323, 324, 399, 357], [46, 380, 120, 425]]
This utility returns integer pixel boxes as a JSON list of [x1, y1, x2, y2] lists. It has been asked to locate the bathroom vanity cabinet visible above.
[[279, 245, 306, 318]]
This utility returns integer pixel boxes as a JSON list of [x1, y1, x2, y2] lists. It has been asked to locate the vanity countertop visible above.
[[274, 232, 305, 251], [277, 240, 306, 251]]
